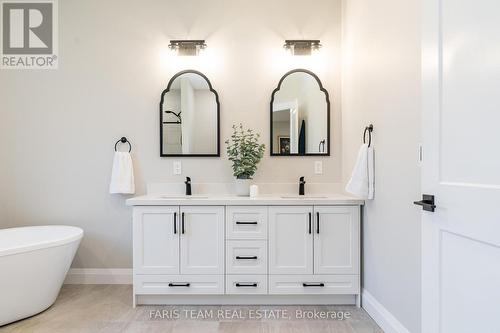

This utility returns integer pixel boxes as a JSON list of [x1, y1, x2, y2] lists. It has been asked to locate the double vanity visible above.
[[132, 65, 362, 306], [127, 194, 363, 307]]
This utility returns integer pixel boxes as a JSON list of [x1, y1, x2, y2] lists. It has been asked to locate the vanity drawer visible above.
[[269, 275, 359, 295], [226, 206, 268, 240], [226, 275, 268, 295], [226, 240, 267, 274], [134, 275, 224, 295]]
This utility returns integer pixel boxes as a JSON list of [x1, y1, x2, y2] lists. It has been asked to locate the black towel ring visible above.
[[363, 124, 374, 147], [114, 137, 132, 152]]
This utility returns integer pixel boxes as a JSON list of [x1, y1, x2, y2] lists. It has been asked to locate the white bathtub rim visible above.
[[0, 225, 83, 257]]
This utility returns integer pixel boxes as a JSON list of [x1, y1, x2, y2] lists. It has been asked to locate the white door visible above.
[[179, 206, 224, 275], [269, 206, 313, 275], [133, 206, 179, 275], [313, 206, 359, 275], [422, 0, 500, 332]]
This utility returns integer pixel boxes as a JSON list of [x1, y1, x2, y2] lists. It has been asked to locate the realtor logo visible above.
[[1, 0, 58, 69]]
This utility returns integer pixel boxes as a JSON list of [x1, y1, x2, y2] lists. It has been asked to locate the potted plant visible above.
[[225, 124, 265, 196]]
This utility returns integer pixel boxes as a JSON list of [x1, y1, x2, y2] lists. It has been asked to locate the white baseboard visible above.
[[64, 268, 132, 284], [362, 289, 412, 333]]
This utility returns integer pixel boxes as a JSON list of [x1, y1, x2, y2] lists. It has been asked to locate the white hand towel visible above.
[[109, 152, 135, 194], [345, 144, 375, 199], [367, 146, 375, 199]]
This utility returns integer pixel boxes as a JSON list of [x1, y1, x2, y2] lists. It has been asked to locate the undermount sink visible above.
[[158, 195, 209, 199], [280, 195, 328, 199]]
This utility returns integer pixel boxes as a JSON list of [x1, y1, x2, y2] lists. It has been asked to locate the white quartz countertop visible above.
[[126, 194, 364, 206]]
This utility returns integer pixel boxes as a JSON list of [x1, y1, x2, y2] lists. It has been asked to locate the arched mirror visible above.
[[270, 69, 330, 156], [160, 70, 220, 157]]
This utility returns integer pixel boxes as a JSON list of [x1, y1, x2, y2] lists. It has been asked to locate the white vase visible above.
[[235, 178, 251, 196]]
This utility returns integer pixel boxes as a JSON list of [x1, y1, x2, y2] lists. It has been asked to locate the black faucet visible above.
[[185, 177, 192, 196], [299, 177, 306, 195]]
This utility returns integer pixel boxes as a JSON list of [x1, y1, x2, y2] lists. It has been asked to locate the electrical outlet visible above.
[[173, 161, 182, 175], [314, 161, 323, 175]]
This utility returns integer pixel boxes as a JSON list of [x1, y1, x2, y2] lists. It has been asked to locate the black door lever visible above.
[[414, 194, 436, 212]]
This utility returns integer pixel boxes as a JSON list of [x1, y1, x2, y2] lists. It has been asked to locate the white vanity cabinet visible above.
[[133, 206, 224, 275], [179, 206, 224, 275], [133, 206, 225, 300], [269, 206, 313, 275], [133, 206, 179, 275], [225, 206, 269, 295], [268, 206, 360, 297], [128, 196, 362, 306], [313, 206, 360, 275], [269, 206, 359, 275]]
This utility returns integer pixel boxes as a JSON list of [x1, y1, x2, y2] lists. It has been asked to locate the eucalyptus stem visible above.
[[225, 124, 265, 179]]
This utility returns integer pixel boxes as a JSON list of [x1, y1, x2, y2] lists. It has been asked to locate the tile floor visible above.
[[1, 285, 383, 333]]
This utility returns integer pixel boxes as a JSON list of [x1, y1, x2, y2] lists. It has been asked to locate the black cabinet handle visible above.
[[236, 221, 258, 225], [173, 212, 177, 234], [235, 283, 258, 287], [181, 212, 185, 234], [236, 255, 258, 260], [316, 212, 320, 234], [302, 283, 325, 287], [168, 283, 190, 287], [308, 212, 312, 234]]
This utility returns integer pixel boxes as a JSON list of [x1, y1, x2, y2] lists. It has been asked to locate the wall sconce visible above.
[[283, 40, 322, 56], [169, 40, 207, 56]]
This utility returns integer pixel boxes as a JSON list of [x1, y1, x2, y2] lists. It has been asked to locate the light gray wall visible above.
[[0, 133, 5, 228], [0, 0, 342, 268], [342, 0, 421, 332]]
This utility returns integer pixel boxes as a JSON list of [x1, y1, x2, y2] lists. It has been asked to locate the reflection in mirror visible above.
[[160, 70, 220, 156], [270, 69, 330, 156]]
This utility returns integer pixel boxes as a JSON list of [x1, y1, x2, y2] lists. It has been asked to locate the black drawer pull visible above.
[[236, 255, 258, 260], [168, 283, 190, 287], [302, 283, 325, 287], [316, 212, 320, 234], [173, 212, 177, 234], [181, 212, 185, 234], [308, 212, 312, 234], [236, 221, 258, 225], [235, 283, 258, 287]]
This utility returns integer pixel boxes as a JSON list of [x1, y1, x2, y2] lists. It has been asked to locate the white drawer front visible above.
[[226, 240, 267, 274], [226, 206, 268, 240], [226, 275, 268, 295], [135, 275, 224, 295], [269, 275, 359, 295]]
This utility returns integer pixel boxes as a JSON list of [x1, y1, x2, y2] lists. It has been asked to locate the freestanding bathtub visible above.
[[0, 225, 83, 326]]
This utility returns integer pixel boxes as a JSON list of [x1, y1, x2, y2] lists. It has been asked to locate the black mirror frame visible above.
[[159, 70, 221, 157], [269, 69, 331, 157]]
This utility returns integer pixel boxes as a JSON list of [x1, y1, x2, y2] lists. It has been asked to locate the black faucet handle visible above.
[[185, 177, 192, 196], [299, 176, 306, 196]]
